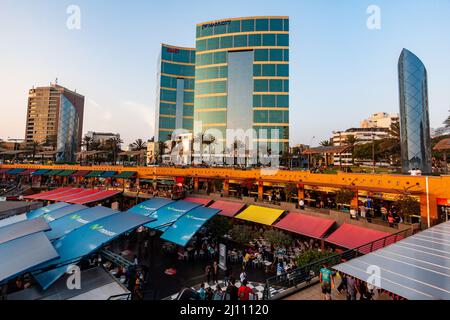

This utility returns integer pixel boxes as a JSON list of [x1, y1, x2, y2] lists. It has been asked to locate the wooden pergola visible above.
[[76, 150, 109, 165], [118, 150, 146, 166]]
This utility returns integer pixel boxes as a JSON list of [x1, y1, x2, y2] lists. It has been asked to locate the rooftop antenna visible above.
[[55, 77, 58, 85]]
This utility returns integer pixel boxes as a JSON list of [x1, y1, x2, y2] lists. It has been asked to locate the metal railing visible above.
[[262, 227, 412, 300]]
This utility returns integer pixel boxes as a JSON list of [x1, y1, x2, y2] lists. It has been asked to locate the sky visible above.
[[0, 0, 449, 147]]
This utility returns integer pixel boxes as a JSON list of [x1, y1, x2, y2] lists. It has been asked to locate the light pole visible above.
[[372, 133, 376, 173]]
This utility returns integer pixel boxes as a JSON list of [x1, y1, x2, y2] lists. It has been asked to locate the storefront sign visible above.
[[437, 198, 450, 206], [202, 20, 231, 29]]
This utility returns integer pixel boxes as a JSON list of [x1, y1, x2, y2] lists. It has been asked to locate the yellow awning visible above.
[[235, 205, 285, 226]]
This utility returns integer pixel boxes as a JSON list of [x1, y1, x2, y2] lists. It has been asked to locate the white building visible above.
[[360, 112, 399, 129], [85, 131, 120, 146]]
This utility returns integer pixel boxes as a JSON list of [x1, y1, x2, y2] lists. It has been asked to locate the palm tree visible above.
[[155, 140, 168, 164], [130, 139, 147, 151], [203, 134, 216, 163], [194, 132, 208, 163], [105, 137, 123, 165], [231, 138, 245, 166], [30, 141, 41, 163], [344, 135, 359, 164], [319, 140, 332, 147], [444, 110, 450, 128], [82, 135, 94, 151]]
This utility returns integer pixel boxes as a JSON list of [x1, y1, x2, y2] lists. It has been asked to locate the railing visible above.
[[262, 227, 412, 300], [99, 248, 134, 269], [107, 293, 132, 300]]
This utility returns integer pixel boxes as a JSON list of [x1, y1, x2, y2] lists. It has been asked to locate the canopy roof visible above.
[[144, 200, 202, 231], [0, 214, 27, 228], [39, 204, 88, 223], [161, 207, 221, 247], [19, 169, 36, 176], [46, 206, 117, 241], [31, 169, 50, 176], [27, 202, 72, 219], [325, 223, 391, 249], [24, 187, 79, 201], [0, 217, 50, 245], [6, 168, 26, 175], [85, 171, 104, 178], [33, 212, 153, 290], [101, 171, 117, 178], [115, 171, 137, 179], [127, 198, 174, 217], [0, 232, 59, 284], [0, 150, 31, 155], [71, 170, 91, 177], [118, 150, 146, 157], [25, 188, 122, 205], [210, 200, 246, 217], [56, 170, 77, 177], [302, 145, 351, 155], [235, 205, 285, 226], [43, 169, 64, 176], [183, 197, 213, 206], [274, 212, 335, 239], [434, 138, 450, 151], [333, 220, 450, 300]]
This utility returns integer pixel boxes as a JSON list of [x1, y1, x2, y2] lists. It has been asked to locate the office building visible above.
[[398, 49, 432, 173], [25, 83, 84, 162]]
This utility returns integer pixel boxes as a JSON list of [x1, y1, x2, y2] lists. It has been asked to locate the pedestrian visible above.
[[299, 199, 305, 210], [337, 271, 347, 294], [213, 261, 219, 284], [226, 278, 239, 301], [205, 287, 213, 300], [238, 280, 254, 301], [346, 275, 357, 300], [319, 263, 334, 300], [198, 283, 206, 300], [239, 267, 247, 283], [205, 264, 212, 284], [213, 284, 224, 300], [224, 265, 232, 284]]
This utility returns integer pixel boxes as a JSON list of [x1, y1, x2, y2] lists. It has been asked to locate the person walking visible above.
[[205, 264, 212, 284], [346, 275, 357, 300], [226, 278, 239, 301], [198, 283, 206, 300], [213, 261, 219, 284], [224, 265, 232, 285], [238, 280, 254, 301], [239, 267, 247, 283], [319, 263, 335, 300]]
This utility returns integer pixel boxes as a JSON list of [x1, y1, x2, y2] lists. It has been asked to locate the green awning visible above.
[[85, 171, 104, 178], [158, 180, 175, 185], [115, 171, 137, 179], [43, 170, 64, 176], [56, 170, 77, 177]]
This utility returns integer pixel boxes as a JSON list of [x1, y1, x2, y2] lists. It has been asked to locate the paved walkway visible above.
[[284, 283, 391, 300]]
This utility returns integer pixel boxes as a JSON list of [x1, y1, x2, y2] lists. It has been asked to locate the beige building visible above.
[[360, 112, 399, 129]]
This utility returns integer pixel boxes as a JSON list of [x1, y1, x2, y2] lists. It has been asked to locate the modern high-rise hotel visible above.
[[155, 16, 290, 160], [155, 44, 196, 142]]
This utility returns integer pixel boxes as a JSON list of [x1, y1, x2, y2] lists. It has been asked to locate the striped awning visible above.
[[115, 171, 137, 179], [101, 171, 117, 178], [85, 171, 104, 178], [31, 169, 50, 176], [6, 168, 26, 175], [19, 169, 36, 176], [56, 170, 77, 177]]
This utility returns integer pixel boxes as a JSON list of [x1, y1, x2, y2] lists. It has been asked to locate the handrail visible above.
[[262, 227, 412, 300]]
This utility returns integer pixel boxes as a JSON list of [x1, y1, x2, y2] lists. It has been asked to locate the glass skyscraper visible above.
[[398, 48, 432, 173], [194, 16, 289, 161], [155, 44, 196, 142]]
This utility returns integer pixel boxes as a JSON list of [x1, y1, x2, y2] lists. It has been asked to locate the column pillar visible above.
[[194, 177, 199, 192], [420, 193, 438, 229], [258, 181, 264, 201], [297, 184, 305, 200], [351, 189, 359, 208], [223, 179, 229, 197]]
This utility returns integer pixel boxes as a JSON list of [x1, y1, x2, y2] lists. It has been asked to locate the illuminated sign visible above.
[[202, 20, 231, 29]]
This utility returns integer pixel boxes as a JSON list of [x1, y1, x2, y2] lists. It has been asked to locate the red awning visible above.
[[184, 197, 213, 206], [23, 187, 74, 200], [325, 223, 391, 250], [51, 189, 100, 202], [69, 190, 122, 205], [71, 170, 91, 177], [19, 169, 36, 176], [209, 200, 246, 217], [0, 168, 9, 174], [275, 212, 335, 239]]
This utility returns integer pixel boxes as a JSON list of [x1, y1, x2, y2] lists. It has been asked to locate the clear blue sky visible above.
[[1, 0, 449, 146]]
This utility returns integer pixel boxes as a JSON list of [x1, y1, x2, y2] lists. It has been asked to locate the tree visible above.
[[285, 183, 298, 203], [335, 188, 355, 205], [82, 135, 94, 151], [344, 135, 359, 164], [194, 132, 208, 163], [394, 194, 420, 223], [30, 141, 41, 163], [319, 140, 332, 147], [444, 109, 450, 128], [105, 137, 123, 165], [130, 139, 147, 151], [264, 229, 293, 248], [231, 138, 245, 166], [155, 141, 168, 164], [207, 216, 233, 240], [203, 134, 216, 162]]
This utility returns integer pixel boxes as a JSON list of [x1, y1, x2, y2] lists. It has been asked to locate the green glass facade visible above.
[[155, 44, 195, 141], [194, 17, 290, 154]]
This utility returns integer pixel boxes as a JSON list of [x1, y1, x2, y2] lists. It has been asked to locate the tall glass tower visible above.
[[194, 17, 289, 163], [398, 48, 432, 174], [155, 44, 195, 142]]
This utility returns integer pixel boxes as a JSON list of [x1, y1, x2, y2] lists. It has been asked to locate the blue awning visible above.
[[127, 198, 174, 217], [0, 232, 59, 284], [46, 206, 118, 241], [100, 171, 117, 178], [39, 204, 88, 223], [0, 217, 50, 245], [6, 168, 26, 175], [33, 212, 154, 290], [27, 202, 71, 220], [161, 207, 221, 247], [31, 169, 50, 176], [144, 200, 202, 230]]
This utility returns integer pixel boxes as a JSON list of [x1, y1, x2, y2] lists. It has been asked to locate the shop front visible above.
[[437, 198, 450, 223]]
